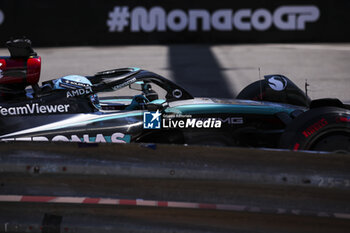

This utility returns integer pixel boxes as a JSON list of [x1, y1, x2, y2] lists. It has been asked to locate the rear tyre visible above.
[[279, 107, 350, 152]]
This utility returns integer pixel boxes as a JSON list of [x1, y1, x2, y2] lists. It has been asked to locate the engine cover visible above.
[[237, 75, 311, 107]]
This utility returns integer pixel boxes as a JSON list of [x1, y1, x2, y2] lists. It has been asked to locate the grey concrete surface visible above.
[[1, 44, 349, 101]]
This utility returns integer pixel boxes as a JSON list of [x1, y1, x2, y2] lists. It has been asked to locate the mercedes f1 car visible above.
[[0, 39, 349, 152]]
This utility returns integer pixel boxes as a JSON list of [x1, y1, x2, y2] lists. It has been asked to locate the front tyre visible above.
[[279, 107, 350, 152]]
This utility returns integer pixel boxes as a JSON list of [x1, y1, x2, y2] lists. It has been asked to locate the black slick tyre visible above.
[[279, 107, 350, 152]]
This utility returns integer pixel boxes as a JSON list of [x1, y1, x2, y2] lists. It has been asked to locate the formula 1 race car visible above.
[[0, 39, 349, 152]]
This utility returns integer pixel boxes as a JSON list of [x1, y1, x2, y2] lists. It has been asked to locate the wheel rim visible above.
[[309, 131, 350, 153]]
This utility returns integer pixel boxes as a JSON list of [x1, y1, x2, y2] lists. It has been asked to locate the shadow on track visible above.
[[168, 45, 235, 98]]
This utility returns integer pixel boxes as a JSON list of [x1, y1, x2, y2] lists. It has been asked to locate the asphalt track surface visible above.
[[1, 43, 350, 102], [2, 203, 350, 233], [0, 44, 350, 102]]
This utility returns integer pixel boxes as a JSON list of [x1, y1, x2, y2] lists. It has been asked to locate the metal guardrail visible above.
[[0, 142, 350, 233]]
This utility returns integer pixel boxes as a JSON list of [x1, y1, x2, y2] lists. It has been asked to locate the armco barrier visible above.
[[0, 142, 350, 232], [0, 0, 350, 45]]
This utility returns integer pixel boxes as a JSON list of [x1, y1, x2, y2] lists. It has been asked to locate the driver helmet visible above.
[[54, 75, 92, 90], [53, 75, 100, 109]]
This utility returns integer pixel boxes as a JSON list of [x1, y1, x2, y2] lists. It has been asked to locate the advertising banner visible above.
[[0, 0, 349, 45]]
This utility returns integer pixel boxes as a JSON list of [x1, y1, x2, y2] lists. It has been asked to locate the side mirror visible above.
[[146, 103, 164, 112], [129, 81, 144, 91]]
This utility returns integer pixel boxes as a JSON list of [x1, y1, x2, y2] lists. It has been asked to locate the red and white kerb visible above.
[[0, 195, 349, 220]]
